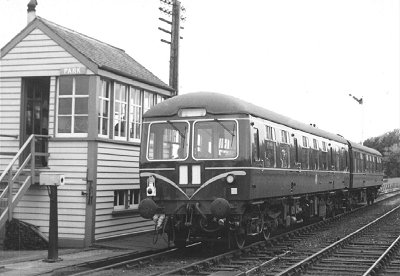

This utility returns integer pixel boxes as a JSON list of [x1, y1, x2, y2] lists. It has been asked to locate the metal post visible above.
[[31, 136, 35, 185], [7, 170, 13, 221], [44, 185, 62, 262]]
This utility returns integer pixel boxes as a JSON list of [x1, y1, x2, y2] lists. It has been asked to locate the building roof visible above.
[[144, 92, 381, 156], [1, 16, 173, 91]]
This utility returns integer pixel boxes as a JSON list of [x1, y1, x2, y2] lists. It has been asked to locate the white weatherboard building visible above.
[[0, 5, 174, 247]]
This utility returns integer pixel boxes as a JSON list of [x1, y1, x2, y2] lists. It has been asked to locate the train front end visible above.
[[138, 98, 250, 247]]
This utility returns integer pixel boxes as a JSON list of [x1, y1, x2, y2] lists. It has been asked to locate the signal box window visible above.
[[57, 76, 89, 136], [265, 125, 276, 167], [129, 87, 142, 141], [148, 122, 189, 160], [114, 83, 128, 140], [194, 120, 237, 159], [98, 79, 111, 137], [114, 189, 140, 210]]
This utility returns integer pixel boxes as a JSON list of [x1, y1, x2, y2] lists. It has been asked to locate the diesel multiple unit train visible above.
[[138, 92, 383, 248]]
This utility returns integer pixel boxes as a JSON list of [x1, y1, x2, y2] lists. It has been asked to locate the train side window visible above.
[[281, 130, 289, 144], [340, 147, 347, 171], [311, 139, 319, 170], [320, 141, 328, 170], [362, 153, 366, 172], [279, 130, 290, 168], [265, 125, 276, 167], [330, 146, 335, 170], [377, 157, 382, 172], [335, 146, 340, 170], [301, 136, 310, 169], [373, 156, 377, 172]]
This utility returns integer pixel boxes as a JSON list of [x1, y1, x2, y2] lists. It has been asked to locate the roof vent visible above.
[[27, 0, 38, 24]]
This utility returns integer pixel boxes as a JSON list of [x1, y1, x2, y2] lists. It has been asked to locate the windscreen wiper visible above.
[[166, 120, 186, 140], [214, 119, 235, 137]]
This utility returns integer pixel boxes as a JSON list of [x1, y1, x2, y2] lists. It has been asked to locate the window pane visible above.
[[118, 191, 124, 206], [148, 122, 189, 160], [265, 141, 276, 167], [101, 118, 108, 135], [59, 76, 73, 95], [194, 120, 237, 159], [59, 98, 72, 115], [114, 191, 118, 205], [75, 98, 88, 114], [74, 116, 88, 133], [75, 76, 89, 95], [102, 101, 109, 117], [121, 86, 127, 101], [58, 116, 71, 133], [115, 84, 121, 100]]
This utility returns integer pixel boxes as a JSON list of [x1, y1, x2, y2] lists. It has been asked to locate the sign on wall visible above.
[[60, 67, 87, 75]]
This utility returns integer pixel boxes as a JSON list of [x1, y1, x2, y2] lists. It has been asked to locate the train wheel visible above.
[[262, 223, 271, 241], [234, 227, 246, 249]]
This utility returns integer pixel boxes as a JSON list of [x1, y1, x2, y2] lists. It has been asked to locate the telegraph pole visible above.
[[159, 0, 185, 95]]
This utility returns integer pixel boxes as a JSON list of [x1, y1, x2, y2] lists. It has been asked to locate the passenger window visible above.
[[320, 141, 328, 170], [311, 139, 319, 170], [301, 136, 310, 169], [279, 129, 290, 168], [280, 130, 289, 144], [279, 144, 290, 168], [265, 125, 276, 167]]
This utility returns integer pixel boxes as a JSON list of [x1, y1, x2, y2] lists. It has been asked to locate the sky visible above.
[[0, 0, 399, 143]]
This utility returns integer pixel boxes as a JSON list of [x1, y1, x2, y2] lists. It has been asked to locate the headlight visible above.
[[147, 176, 156, 196], [226, 174, 235, 184]]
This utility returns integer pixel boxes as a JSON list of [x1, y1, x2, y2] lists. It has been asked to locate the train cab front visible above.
[[138, 107, 249, 246]]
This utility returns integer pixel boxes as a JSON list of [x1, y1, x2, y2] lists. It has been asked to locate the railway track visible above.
[[56, 193, 400, 276], [266, 204, 400, 275]]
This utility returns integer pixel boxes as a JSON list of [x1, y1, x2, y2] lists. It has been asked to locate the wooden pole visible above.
[[169, 0, 181, 95]]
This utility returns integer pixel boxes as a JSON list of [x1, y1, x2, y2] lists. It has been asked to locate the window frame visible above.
[[56, 76, 89, 137], [113, 189, 140, 211], [113, 83, 129, 140], [128, 87, 143, 142], [98, 79, 111, 138], [146, 120, 191, 162], [192, 119, 239, 161], [265, 125, 277, 168]]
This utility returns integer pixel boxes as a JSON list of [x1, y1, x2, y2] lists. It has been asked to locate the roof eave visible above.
[[99, 65, 175, 93]]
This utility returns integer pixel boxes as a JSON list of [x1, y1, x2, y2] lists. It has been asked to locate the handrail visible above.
[[0, 134, 50, 229], [0, 135, 34, 183], [0, 134, 50, 183]]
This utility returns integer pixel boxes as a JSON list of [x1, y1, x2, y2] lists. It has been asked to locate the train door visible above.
[[21, 77, 50, 167]]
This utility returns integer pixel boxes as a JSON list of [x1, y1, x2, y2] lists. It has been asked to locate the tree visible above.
[[363, 129, 400, 177]]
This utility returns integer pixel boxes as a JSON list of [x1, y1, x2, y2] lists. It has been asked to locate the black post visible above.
[[44, 185, 62, 262]]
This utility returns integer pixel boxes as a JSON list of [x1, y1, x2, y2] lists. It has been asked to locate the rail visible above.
[[0, 134, 50, 229]]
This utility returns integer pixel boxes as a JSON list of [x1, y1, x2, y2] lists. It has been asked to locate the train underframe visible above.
[[150, 187, 380, 249]]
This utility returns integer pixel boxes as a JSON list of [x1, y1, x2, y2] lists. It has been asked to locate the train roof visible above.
[[144, 92, 381, 156], [348, 141, 382, 156]]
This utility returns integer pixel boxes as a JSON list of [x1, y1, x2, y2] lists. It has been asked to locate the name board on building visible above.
[[60, 67, 87, 75]]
